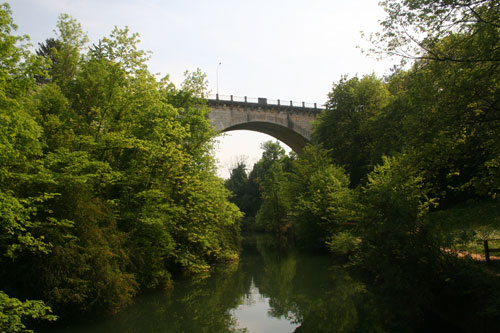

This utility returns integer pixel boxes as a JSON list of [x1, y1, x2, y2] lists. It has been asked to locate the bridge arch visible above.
[[207, 96, 322, 153], [221, 121, 308, 153]]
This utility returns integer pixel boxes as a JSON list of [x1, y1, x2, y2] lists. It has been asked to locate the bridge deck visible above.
[[207, 94, 324, 113]]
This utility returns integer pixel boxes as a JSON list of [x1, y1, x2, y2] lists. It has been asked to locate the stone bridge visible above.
[[207, 95, 324, 153]]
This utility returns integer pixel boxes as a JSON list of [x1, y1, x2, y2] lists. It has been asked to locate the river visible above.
[[45, 233, 457, 332]]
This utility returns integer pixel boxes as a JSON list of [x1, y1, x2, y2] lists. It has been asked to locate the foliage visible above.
[[225, 162, 249, 210], [2, 0, 500, 327], [234, 0, 500, 326], [428, 200, 500, 254], [286, 145, 359, 249], [225, 161, 260, 220], [243, 143, 358, 250], [345, 0, 500, 325], [326, 231, 359, 256], [351, 154, 447, 323], [317, 38, 500, 202], [0, 6, 242, 327], [48, 14, 88, 89], [368, 0, 500, 63], [181, 68, 210, 98], [387, 50, 500, 203], [250, 141, 292, 234], [0, 291, 57, 333], [313, 74, 392, 186], [255, 159, 291, 234], [0, 2, 47, 264], [357, 154, 438, 266]]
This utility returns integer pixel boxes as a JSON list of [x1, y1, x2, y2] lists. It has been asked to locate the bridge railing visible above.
[[208, 94, 325, 110]]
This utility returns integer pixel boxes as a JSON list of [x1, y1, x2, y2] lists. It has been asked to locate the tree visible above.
[[35, 38, 62, 84], [369, 0, 500, 63], [287, 145, 359, 249], [0, 3, 58, 329], [0, 10, 244, 324], [354, 153, 445, 320], [372, 30, 500, 203], [244, 141, 288, 220], [181, 68, 210, 99], [0, 291, 57, 333], [48, 14, 88, 89], [0, 2, 49, 265], [255, 160, 291, 234], [355, 0, 500, 201], [225, 161, 253, 216], [313, 74, 391, 186]]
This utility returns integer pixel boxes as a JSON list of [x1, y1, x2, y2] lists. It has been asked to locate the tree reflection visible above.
[[249, 234, 388, 332], [48, 233, 388, 332], [52, 262, 249, 333]]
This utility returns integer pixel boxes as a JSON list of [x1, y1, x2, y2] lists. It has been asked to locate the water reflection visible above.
[[47, 233, 386, 332], [242, 234, 386, 332], [231, 280, 299, 332]]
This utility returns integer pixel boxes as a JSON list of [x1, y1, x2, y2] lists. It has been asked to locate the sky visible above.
[[9, 0, 394, 178]]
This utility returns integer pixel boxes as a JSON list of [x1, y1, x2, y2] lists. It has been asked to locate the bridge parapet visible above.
[[208, 94, 324, 113]]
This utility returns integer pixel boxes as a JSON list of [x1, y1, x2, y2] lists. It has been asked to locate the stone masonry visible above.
[[207, 97, 322, 153]]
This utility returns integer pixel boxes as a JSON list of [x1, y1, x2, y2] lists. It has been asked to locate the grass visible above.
[[428, 200, 500, 257]]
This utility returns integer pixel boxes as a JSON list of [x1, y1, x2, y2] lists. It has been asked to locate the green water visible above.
[[44, 234, 453, 332]]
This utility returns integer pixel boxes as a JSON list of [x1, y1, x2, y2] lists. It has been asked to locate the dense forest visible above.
[[0, 3, 242, 331], [2, 0, 500, 332]]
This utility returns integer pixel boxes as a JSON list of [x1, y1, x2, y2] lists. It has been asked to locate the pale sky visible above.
[[9, 0, 393, 178]]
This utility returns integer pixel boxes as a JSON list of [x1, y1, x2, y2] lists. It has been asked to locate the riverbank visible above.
[[41, 232, 494, 332]]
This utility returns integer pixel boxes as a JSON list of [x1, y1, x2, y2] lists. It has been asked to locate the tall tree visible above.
[[287, 145, 359, 249], [369, 0, 500, 63], [49, 14, 88, 89], [1, 9, 243, 325], [250, 141, 291, 234], [35, 38, 62, 84], [313, 74, 391, 186], [368, 0, 500, 202], [225, 161, 257, 217], [0, 3, 58, 330]]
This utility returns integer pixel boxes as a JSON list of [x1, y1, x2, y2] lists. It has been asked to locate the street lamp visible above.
[[216, 62, 222, 99]]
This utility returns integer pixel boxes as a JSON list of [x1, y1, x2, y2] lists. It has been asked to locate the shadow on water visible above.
[[44, 232, 459, 332]]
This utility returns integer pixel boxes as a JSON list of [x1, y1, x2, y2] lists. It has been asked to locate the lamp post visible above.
[[216, 62, 221, 99]]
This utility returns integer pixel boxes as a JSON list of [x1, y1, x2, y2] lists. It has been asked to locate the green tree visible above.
[[313, 74, 391, 186], [181, 68, 209, 99], [49, 14, 88, 89], [255, 160, 291, 234], [225, 162, 249, 208], [0, 3, 58, 329], [287, 145, 359, 250], [377, 37, 500, 203], [252, 141, 293, 234], [0, 1, 50, 267], [0, 9, 244, 324], [369, 0, 500, 63], [358, 0, 500, 202], [0, 291, 57, 333], [35, 38, 62, 84], [354, 153, 446, 323], [225, 161, 259, 218]]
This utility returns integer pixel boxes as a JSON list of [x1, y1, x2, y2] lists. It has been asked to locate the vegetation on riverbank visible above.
[[0, 3, 241, 331], [2, 0, 500, 331], [225, 0, 500, 329]]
